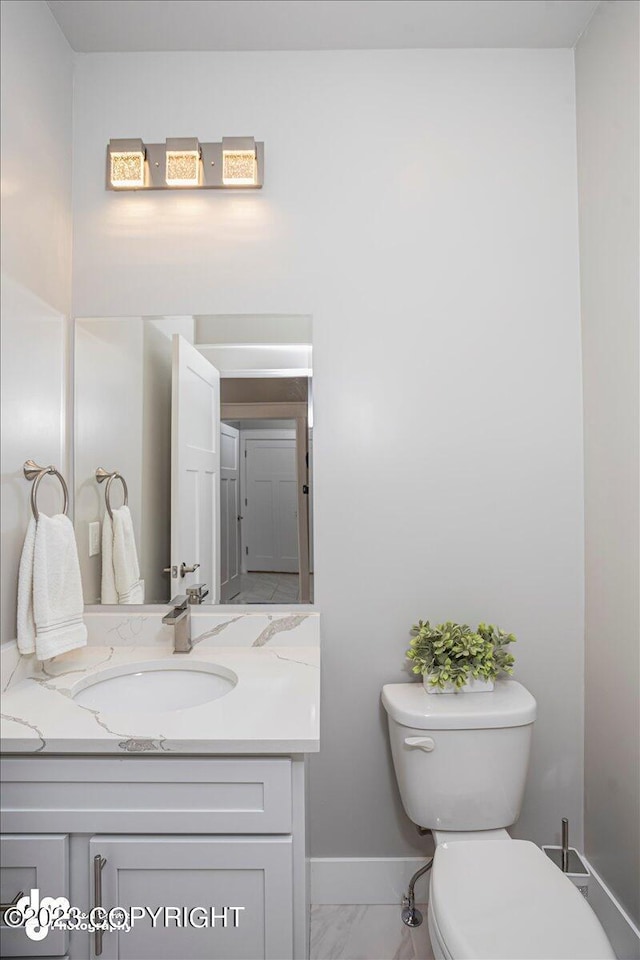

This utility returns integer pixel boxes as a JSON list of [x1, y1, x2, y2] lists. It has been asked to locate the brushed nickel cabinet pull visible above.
[[93, 854, 107, 956]]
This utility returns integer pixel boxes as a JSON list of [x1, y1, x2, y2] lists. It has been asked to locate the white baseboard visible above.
[[310, 854, 640, 960], [310, 858, 431, 906], [583, 856, 640, 960]]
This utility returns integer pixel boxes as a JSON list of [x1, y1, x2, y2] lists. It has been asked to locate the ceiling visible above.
[[47, 0, 600, 53]]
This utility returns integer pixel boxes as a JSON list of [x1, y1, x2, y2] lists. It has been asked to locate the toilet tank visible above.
[[382, 681, 536, 831]]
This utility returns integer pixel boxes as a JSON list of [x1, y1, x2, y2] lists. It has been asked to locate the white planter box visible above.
[[423, 675, 495, 694]]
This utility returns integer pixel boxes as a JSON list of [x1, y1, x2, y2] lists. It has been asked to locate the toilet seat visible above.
[[429, 839, 615, 960]]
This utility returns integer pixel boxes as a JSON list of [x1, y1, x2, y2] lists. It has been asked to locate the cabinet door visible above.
[[0, 835, 68, 958], [88, 836, 293, 960]]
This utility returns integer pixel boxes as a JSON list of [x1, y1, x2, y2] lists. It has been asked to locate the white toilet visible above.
[[382, 680, 616, 960]]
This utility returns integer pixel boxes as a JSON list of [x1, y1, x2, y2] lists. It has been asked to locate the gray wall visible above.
[[141, 321, 174, 603], [0, 1, 73, 641], [74, 319, 144, 603], [71, 48, 585, 856], [576, 0, 640, 925], [0, 6, 598, 871], [74, 318, 176, 605]]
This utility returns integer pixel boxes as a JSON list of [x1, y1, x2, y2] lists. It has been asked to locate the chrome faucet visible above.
[[162, 595, 192, 654], [186, 582, 209, 605]]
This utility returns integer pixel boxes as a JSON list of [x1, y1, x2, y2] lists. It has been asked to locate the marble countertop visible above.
[[0, 642, 320, 755]]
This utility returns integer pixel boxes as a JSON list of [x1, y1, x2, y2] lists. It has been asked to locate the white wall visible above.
[[74, 319, 144, 603], [0, 1, 73, 642], [1, 1, 73, 314], [576, 0, 640, 925], [74, 317, 180, 604], [71, 49, 585, 857]]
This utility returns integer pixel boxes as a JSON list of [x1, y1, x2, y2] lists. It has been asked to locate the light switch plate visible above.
[[89, 521, 101, 557]]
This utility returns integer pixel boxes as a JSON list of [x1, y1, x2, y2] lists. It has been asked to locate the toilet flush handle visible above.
[[404, 736, 435, 752]]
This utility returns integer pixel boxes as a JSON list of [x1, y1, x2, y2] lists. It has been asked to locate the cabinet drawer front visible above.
[[89, 835, 293, 960], [0, 835, 68, 958], [0, 759, 292, 834]]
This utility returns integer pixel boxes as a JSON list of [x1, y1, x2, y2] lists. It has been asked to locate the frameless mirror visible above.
[[74, 314, 313, 606]]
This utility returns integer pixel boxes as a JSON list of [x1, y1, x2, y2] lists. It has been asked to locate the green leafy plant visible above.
[[406, 620, 516, 690]]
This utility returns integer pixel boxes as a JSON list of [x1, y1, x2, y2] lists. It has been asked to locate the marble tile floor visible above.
[[310, 904, 434, 960], [227, 571, 301, 604]]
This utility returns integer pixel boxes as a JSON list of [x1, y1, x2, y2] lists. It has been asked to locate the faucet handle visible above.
[[169, 595, 188, 610], [186, 583, 209, 604]]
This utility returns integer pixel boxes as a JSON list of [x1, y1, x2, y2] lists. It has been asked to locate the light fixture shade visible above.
[[222, 136, 257, 186], [165, 137, 201, 186], [109, 138, 145, 188], [107, 137, 263, 190]]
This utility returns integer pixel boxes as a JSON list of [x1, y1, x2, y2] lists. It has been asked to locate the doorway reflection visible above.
[[221, 416, 313, 604], [73, 313, 313, 606]]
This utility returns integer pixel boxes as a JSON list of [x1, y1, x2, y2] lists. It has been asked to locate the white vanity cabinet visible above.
[[0, 834, 69, 958], [0, 757, 308, 960], [88, 836, 292, 960]]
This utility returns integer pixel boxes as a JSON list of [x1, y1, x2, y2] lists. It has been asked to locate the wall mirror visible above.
[[74, 314, 313, 607]]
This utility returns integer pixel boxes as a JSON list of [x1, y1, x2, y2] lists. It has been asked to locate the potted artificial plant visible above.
[[406, 620, 516, 694]]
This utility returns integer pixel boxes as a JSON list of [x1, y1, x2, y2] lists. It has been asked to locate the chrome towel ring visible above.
[[23, 460, 70, 521], [95, 467, 129, 520]]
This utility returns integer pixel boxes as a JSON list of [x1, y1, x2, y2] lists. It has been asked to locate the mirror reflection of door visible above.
[[219, 401, 311, 604], [73, 314, 312, 607], [170, 334, 221, 603], [245, 432, 298, 574], [219, 424, 302, 604], [220, 423, 241, 602]]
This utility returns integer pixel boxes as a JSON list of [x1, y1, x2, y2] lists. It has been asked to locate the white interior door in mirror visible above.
[[244, 435, 298, 574], [220, 423, 241, 602], [171, 335, 221, 603]]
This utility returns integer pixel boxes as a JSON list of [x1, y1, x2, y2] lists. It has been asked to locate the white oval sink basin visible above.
[[72, 661, 237, 714]]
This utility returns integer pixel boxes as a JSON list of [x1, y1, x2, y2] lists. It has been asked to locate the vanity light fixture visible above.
[[106, 137, 264, 190], [222, 136, 258, 186], [165, 137, 201, 186], [108, 138, 146, 189]]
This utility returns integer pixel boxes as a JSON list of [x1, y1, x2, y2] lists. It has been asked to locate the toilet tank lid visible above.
[[381, 680, 536, 729]]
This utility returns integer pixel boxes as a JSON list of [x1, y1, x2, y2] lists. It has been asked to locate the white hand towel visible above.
[[104, 505, 144, 604], [17, 517, 37, 654], [17, 514, 87, 661], [100, 512, 118, 604]]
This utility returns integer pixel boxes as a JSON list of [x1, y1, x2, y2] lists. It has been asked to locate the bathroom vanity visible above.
[[0, 610, 320, 960]]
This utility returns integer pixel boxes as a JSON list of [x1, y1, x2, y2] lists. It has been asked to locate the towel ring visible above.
[[96, 467, 129, 520], [23, 460, 69, 521]]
